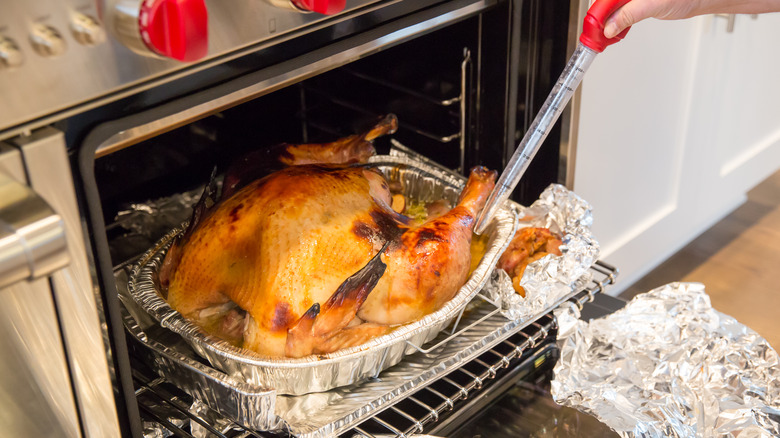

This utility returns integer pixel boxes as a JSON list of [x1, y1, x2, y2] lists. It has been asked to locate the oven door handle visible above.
[[0, 171, 69, 289]]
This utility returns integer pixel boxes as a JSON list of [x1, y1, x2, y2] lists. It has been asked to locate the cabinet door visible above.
[[573, 14, 780, 295], [686, 14, 780, 221]]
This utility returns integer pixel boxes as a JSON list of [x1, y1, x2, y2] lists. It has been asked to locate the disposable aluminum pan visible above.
[[118, 265, 281, 431], [128, 155, 517, 395]]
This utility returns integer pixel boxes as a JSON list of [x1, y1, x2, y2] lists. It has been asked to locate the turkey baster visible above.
[[475, 0, 632, 235]]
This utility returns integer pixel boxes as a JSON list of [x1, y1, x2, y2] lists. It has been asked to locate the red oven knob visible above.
[[278, 0, 345, 15], [292, 0, 346, 14], [139, 0, 208, 61], [103, 0, 208, 62]]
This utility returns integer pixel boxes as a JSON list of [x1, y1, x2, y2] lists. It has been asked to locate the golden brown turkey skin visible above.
[[358, 166, 497, 324], [166, 166, 389, 356], [166, 164, 496, 357], [274, 114, 398, 166], [221, 115, 398, 199]]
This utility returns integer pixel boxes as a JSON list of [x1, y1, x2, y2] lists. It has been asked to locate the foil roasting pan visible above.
[[120, 262, 616, 436], [128, 155, 518, 396]]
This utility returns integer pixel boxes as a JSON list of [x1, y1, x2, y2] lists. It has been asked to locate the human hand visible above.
[[603, 0, 780, 38], [602, 0, 703, 38]]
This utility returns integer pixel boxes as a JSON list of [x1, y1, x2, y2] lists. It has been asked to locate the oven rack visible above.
[[346, 313, 558, 438], [345, 261, 616, 438], [131, 261, 617, 438], [341, 67, 464, 107], [297, 48, 471, 172], [299, 84, 462, 143]]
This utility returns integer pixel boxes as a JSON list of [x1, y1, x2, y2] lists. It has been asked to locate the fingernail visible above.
[[604, 21, 618, 39]]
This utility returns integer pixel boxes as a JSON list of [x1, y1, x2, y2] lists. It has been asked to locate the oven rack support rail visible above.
[[131, 261, 617, 438]]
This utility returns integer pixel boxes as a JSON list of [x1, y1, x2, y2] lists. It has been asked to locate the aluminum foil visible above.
[[551, 282, 780, 437], [484, 183, 600, 322], [119, 269, 281, 431], [138, 391, 184, 438], [120, 263, 613, 436], [109, 189, 203, 264], [121, 278, 560, 436], [128, 155, 517, 396]]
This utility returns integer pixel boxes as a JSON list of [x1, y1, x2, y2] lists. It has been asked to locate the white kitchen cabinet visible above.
[[572, 13, 780, 296]]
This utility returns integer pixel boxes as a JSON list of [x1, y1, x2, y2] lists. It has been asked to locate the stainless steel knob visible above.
[[0, 36, 24, 69], [71, 12, 105, 46], [102, 0, 149, 56], [29, 23, 67, 57]]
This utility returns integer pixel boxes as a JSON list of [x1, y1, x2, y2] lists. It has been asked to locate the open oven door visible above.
[[0, 128, 122, 437]]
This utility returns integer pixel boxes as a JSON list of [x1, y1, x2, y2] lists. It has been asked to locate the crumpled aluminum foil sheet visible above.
[[139, 393, 184, 438], [551, 282, 780, 437], [484, 183, 600, 322], [128, 155, 518, 396], [109, 189, 203, 264]]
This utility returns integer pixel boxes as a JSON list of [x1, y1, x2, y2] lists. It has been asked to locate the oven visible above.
[[0, 1, 616, 436]]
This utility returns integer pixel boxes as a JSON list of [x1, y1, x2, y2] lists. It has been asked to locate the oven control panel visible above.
[[0, 0, 385, 135]]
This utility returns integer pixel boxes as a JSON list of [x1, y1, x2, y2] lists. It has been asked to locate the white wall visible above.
[[573, 13, 780, 295]]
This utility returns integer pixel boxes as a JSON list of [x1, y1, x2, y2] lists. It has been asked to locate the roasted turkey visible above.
[[496, 227, 562, 296], [161, 116, 497, 358]]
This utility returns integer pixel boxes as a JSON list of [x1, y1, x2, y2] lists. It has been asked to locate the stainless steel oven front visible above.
[[0, 1, 591, 436]]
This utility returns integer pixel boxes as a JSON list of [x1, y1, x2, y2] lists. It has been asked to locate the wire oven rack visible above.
[[132, 261, 617, 438], [298, 47, 471, 173], [345, 313, 559, 438]]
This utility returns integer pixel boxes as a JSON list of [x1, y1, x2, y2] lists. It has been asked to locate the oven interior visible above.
[[96, 27, 482, 267], [79, 1, 584, 435], [92, 0, 572, 254]]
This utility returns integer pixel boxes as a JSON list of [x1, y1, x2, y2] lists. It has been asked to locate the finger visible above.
[[603, 0, 656, 38], [603, 7, 634, 38]]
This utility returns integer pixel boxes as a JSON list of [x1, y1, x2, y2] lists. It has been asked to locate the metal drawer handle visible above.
[[715, 13, 736, 32], [0, 171, 69, 289], [715, 13, 759, 33]]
